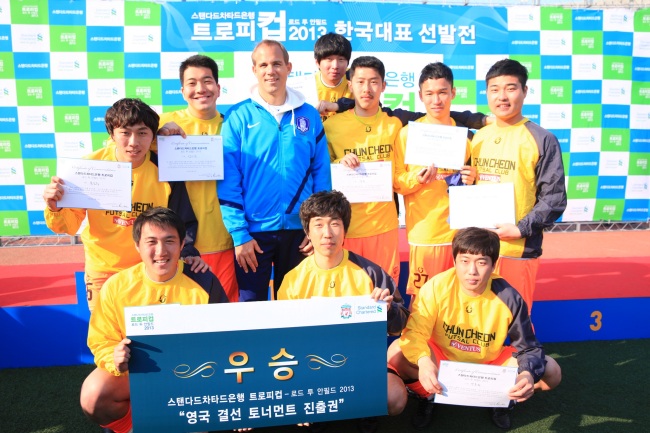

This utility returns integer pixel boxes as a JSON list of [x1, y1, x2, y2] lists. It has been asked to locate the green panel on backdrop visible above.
[[603, 56, 632, 80], [0, 52, 15, 79], [628, 153, 650, 176], [541, 8, 572, 30], [87, 53, 125, 79], [50, 26, 87, 52], [593, 199, 625, 221], [0, 134, 22, 159], [567, 176, 599, 199], [634, 8, 650, 32], [601, 129, 630, 152], [631, 81, 650, 105], [15, 79, 53, 106], [509, 55, 541, 80], [542, 80, 572, 104], [453, 80, 476, 106], [91, 133, 112, 151], [22, 159, 57, 185], [0, 211, 30, 236], [572, 104, 602, 128], [54, 107, 91, 133], [572, 31, 603, 55], [201, 52, 235, 79], [10, 0, 48, 25], [125, 80, 162, 105], [125, 2, 162, 26]]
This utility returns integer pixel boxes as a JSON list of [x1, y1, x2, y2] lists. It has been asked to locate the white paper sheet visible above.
[[434, 360, 518, 408], [404, 121, 468, 169], [331, 162, 393, 203], [448, 183, 516, 229], [56, 158, 132, 211], [157, 135, 224, 181]]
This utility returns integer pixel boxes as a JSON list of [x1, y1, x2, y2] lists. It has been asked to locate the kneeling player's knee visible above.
[[387, 373, 407, 416], [538, 356, 562, 391], [80, 376, 103, 418]]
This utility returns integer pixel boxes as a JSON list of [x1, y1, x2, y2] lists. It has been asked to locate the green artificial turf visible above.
[[1, 339, 647, 433]]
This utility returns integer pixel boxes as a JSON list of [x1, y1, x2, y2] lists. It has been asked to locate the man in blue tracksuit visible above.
[[219, 40, 332, 302]]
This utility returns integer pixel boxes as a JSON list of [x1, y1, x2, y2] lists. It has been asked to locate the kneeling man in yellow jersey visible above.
[[79, 207, 228, 433], [387, 227, 561, 430], [278, 190, 410, 433]]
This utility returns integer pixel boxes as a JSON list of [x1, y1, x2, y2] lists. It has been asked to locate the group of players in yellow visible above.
[[42, 33, 566, 433]]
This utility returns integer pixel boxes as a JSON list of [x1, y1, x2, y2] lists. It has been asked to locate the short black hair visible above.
[[485, 58, 528, 88], [314, 33, 352, 62], [299, 190, 351, 234], [452, 227, 500, 266], [104, 98, 159, 138], [419, 62, 454, 88], [132, 207, 186, 244], [179, 54, 219, 84], [349, 56, 385, 81]]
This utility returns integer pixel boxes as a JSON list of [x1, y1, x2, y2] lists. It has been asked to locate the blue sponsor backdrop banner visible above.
[[0, 1, 648, 234], [126, 297, 388, 432]]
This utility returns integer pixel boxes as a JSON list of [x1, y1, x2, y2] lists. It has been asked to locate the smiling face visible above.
[[420, 77, 456, 123], [317, 55, 348, 87], [182, 65, 220, 120], [252, 42, 292, 105], [487, 75, 527, 127], [308, 215, 345, 268], [136, 222, 184, 282], [349, 66, 385, 114], [454, 253, 495, 296], [111, 122, 153, 168]]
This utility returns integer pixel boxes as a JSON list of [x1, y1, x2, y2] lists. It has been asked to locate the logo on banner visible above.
[[340, 303, 352, 319], [296, 116, 310, 133]]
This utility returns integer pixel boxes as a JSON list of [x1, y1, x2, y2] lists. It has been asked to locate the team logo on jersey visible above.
[[340, 303, 352, 319], [296, 116, 310, 133], [329, 281, 336, 288], [465, 305, 473, 313], [494, 137, 502, 144]]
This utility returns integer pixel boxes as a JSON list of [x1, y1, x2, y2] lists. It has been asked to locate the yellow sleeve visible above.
[[393, 126, 425, 196], [87, 277, 123, 376], [399, 278, 437, 364], [44, 207, 87, 236]]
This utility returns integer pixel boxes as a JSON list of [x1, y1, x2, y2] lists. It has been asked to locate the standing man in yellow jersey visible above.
[[43, 98, 207, 310], [157, 55, 238, 302], [313, 33, 352, 122], [324, 56, 403, 283], [393, 62, 476, 301], [471, 59, 566, 314]]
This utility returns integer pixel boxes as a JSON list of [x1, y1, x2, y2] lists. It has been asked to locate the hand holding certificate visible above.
[[157, 135, 224, 181], [404, 122, 468, 170], [448, 183, 516, 229], [434, 360, 518, 408], [331, 162, 393, 203], [56, 158, 132, 211]]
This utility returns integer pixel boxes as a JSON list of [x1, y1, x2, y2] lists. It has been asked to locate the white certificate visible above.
[[434, 360, 518, 408], [288, 73, 319, 108], [448, 183, 516, 229], [156, 135, 224, 181], [330, 162, 393, 203], [56, 158, 132, 211], [404, 122, 468, 169]]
